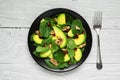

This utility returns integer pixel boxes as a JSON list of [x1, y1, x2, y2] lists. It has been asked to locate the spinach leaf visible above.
[[50, 18, 57, 26], [33, 43, 40, 47], [39, 20, 51, 38], [33, 51, 39, 57], [36, 46, 49, 53], [70, 58, 77, 64], [30, 33, 35, 41], [44, 59, 59, 69], [45, 59, 69, 69], [71, 19, 83, 35], [53, 50, 64, 63], [67, 39, 76, 49], [58, 62, 69, 68], [51, 40, 59, 53], [67, 48, 75, 58], [41, 36, 52, 46], [66, 13, 73, 24]]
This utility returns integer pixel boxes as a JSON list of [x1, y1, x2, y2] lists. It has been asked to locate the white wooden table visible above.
[[0, 0, 120, 80]]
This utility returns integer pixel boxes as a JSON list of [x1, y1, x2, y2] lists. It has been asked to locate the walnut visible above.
[[75, 26, 80, 30], [62, 49, 68, 54], [50, 58, 58, 66], [62, 26, 70, 31], [49, 44, 52, 49], [50, 30, 55, 36], [35, 30, 40, 35], [78, 43, 86, 48], [55, 37, 63, 45]]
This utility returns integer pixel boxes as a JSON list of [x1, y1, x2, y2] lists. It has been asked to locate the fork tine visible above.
[[93, 11, 102, 27]]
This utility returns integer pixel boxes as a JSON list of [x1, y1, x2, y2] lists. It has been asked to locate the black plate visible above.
[[28, 8, 92, 72]]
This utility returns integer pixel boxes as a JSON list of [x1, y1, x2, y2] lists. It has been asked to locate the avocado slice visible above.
[[74, 34, 86, 45], [48, 53, 53, 58], [74, 48, 82, 61], [57, 13, 66, 25], [68, 29, 74, 37], [33, 35, 43, 44], [64, 54, 70, 62], [53, 26, 67, 48], [40, 50, 52, 58]]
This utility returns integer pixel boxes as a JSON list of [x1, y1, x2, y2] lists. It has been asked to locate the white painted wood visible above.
[[0, 64, 120, 80], [0, 28, 120, 64], [0, 0, 120, 27]]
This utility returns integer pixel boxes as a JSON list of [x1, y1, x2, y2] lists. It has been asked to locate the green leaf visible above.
[[71, 19, 83, 35], [33, 43, 40, 47], [53, 50, 64, 63], [67, 39, 76, 49], [39, 20, 51, 38], [50, 18, 57, 26], [81, 47, 85, 52], [70, 58, 76, 64], [44, 59, 59, 69], [41, 36, 52, 46], [67, 49, 75, 58], [66, 13, 73, 24], [58, 62, 69, 68], [30, 33, 35, 41], [33, 51, 39, 57], [51, 40, 59, 53], [44, 59, 69, 69], [36, 46, 49, 53]]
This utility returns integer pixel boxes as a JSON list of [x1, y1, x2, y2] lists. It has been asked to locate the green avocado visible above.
[[68, 29, 74, 37], [33, 35, 43, 44], [57, 13, 66, 25], [53, 26, 67, 48], [74, 48, 82, 61], [64, 54, 70, 62], [48, 53, 53, 58], [73, 34, 86, 45], [40, 50, 52, 58]]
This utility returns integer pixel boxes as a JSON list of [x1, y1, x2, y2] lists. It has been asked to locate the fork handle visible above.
[[96, 34, 103, 69]]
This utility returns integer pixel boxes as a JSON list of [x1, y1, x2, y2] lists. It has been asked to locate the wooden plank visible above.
[[0, 28, 120, 64], [0, 64, 120, 80], [0, 0, 120, 27]]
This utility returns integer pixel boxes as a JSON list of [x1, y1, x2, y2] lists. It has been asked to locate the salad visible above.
[[30, 13, 86, 69]]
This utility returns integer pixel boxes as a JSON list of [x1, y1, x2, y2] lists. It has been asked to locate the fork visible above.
[[93, 11, 103, 70]]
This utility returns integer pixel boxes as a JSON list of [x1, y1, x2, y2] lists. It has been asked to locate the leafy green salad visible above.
[[31, 13, 86, 69]]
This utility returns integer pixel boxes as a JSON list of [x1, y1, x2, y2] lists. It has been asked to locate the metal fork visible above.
[[93, 11, 103, 70]]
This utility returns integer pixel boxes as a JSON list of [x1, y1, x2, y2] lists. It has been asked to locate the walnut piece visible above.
[[55, 37, 63, 45], [50, 30, 55, 36], [35, 30, 40, 35], [50, 58, 58, 66], [75, 26, 80, 30], [62, 26, 70, 31], [62, 49, 68, 54], [78, 43, 86, 48]]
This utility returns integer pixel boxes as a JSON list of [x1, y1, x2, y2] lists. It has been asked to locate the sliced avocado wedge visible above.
[[48, 53, 53, 58], [64, 54, 70, 62], [40, 50, 52, 58], [74, 48, 82, 61], [33, 35, 43, 44], [53, 26, 67, 48], [74, 34, 86, 45], [68, 29, 74, 37], [57, 13, 66, 25]]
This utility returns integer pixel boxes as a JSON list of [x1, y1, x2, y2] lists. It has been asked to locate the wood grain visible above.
[[0, 0, 120, 28], [0, 64, 120, 80]]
